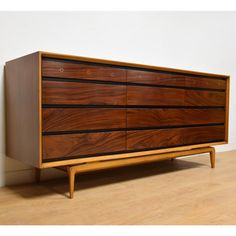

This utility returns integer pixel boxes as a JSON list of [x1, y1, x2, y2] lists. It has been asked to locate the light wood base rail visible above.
[[35, 146, 215, 199]]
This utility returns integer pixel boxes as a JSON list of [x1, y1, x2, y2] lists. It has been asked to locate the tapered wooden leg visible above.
[[35, 168, 41, 183], [209, 147, 216, 168], [67, 167, 75, 199]]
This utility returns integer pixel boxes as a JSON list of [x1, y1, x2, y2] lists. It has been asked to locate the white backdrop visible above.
[[0, 11, 235, 186]]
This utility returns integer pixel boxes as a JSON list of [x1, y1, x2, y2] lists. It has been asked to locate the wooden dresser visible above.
[[5, 52, 230, 198]]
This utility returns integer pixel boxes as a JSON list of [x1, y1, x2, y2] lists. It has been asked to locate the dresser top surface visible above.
[[38, 51, 230, 79]]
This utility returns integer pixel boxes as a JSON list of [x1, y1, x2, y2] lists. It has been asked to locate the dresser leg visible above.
[[67, 166, 75, 199], [209, 147, 216, 168], [35, 168, 41, 183]]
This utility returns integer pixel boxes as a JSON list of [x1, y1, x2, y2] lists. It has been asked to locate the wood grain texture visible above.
[[42, 131, 126, 160], [127, 69, 185, 86], [184, 90, 225, 106], [127, 86, 225, 106], [185, 75, 226, 90], [183, 126, 225, 145], [42, 59, 126, 82], [127, 125, 225, 150], [127, 69, 226, 89], [127, 129, 183, 150], [5, 52, 40, 167], [42, 80, 126, 105], [127, 86, 184, 106], [42, 108, 126, 132], [127, 108, 225, 128]]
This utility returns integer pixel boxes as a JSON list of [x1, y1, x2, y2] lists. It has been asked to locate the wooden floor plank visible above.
[[0, 150, 236, 225]]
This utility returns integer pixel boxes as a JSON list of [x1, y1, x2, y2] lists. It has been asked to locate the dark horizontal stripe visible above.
[[42, 123, 224, 136], [42, 139, 225, 163], [43, 57, 227, 81], [42, 76, 226, 92], [42, 104, 225, 109], [43, 76, 125, 86]]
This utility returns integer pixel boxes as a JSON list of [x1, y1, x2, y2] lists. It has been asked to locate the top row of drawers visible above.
[[42, 59, 226, 90]]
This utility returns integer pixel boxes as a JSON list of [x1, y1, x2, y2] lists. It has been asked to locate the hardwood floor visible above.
[[0, 150, 236, 225]]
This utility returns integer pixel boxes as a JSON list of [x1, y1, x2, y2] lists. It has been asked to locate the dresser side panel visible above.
[[5, 52, 40, 167]]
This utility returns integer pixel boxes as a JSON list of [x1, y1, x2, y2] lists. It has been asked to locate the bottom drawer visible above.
[[127, 125, 225, 151], [43, 125, 225, 161], [43, 131, 126, 160], [183, 125, 225, 145]]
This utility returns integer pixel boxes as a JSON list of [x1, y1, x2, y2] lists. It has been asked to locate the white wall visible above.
[[0, 12, 236, 187]]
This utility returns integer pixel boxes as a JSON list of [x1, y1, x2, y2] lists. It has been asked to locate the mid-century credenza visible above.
[[5, 52, 230, 198]]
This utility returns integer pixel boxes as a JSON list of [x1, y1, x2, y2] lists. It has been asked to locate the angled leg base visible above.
[[209, 146, 216, 168], [67, 166, 76, 199], [63, 146, 216, 199]]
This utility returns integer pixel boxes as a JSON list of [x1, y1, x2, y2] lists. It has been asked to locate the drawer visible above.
[[185, 90, 225, 106], [183, 125, 225, 145], [127, 86, 225, 106], [42, 108, 126, 132], [42, 59, 126, 83], [127, 86, 184, 106], [127, 70, 185, 87], [127, 108, 225, 128], [43, 131, 126, 160], [127, 125, 225, 151], [127, 128, 183, 150], [42, 80, 126, 105], [185, 75, 226, 90], [127, 69, 226, 90]]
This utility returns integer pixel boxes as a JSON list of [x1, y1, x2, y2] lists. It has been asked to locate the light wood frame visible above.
[[36, 146, 216, 198], [64, 146, 215, 198]]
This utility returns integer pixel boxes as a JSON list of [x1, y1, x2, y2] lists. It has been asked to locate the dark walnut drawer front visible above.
[[41, 58, 227, 162], [183, 126, 225, 145], [184, 76, 226, 90], [127, 86, 225, 106], [184, 90, 225, 106], [42, 108, 126, 132], [127, 128, 183, 150], [42, 59, 126, 83], [127, 125, 225, 151], [42, 80, 126, 105], [127, 86, 184, 106], [127, 69, 226, 90], [127, 108, 225, 128], [43, 131, 126, 160]]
